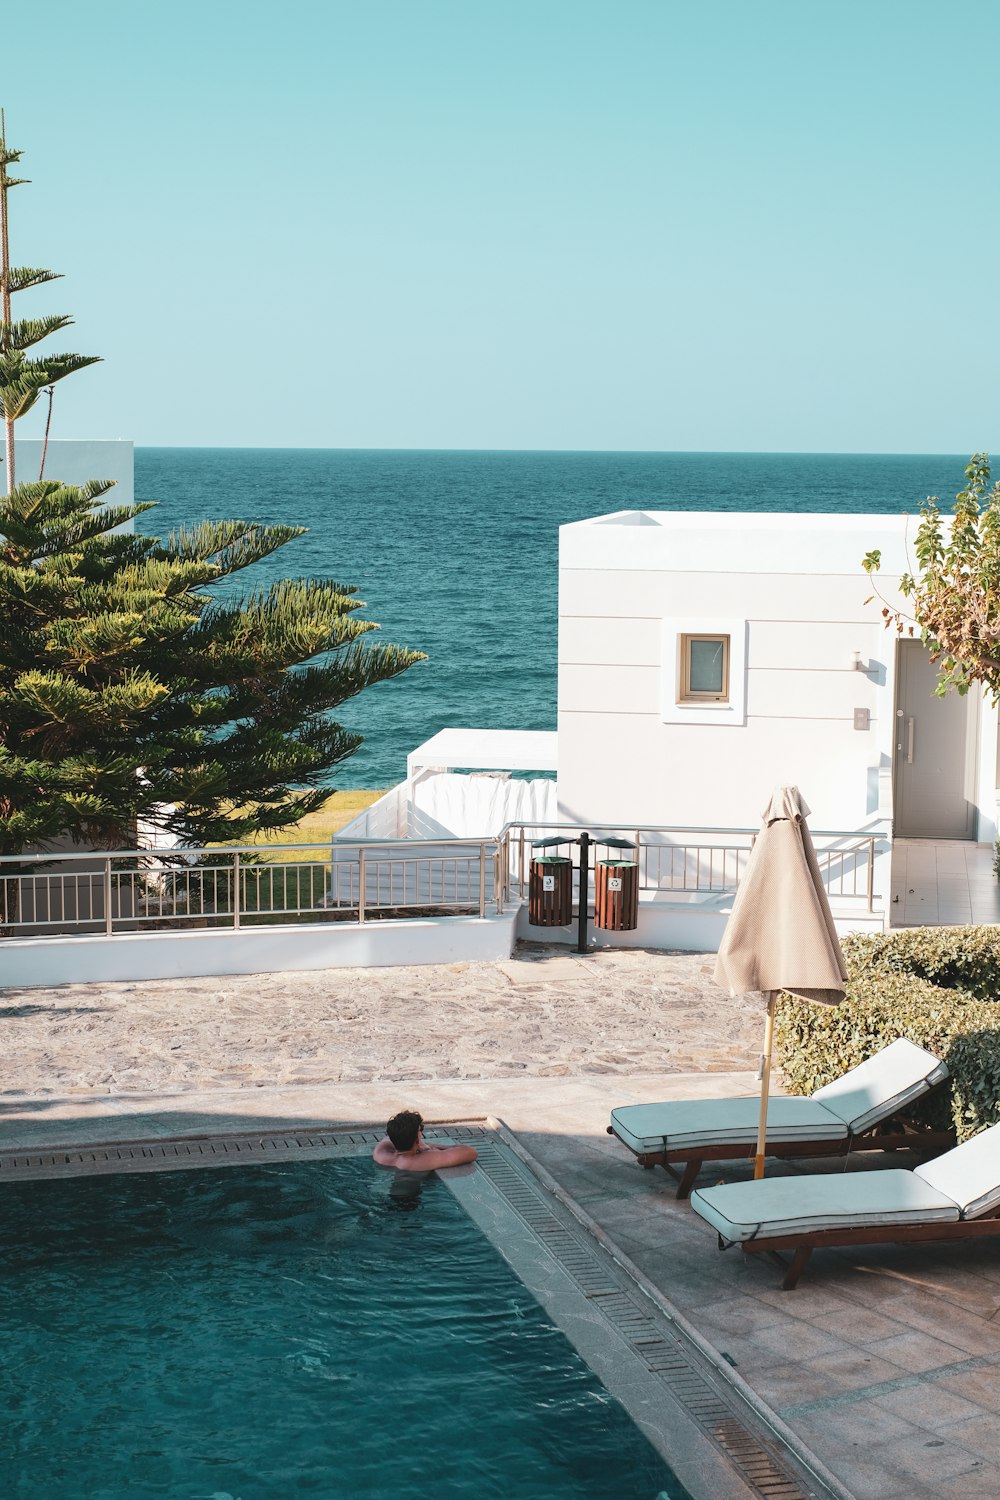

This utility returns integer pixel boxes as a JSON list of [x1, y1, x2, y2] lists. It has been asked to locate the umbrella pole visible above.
[[754, 992, 776, 1180]]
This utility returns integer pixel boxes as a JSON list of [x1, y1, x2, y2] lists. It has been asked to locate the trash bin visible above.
[[528, 857, 573, 926], [594, 859, 638, 931]]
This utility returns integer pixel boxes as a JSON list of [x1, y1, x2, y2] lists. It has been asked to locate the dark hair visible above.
[[386, 1110, 423, 1151]]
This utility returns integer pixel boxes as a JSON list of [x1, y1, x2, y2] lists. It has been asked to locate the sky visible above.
[[2, 0, 998, 452]]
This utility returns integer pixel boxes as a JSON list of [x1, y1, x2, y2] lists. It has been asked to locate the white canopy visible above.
[[406, 728, 558, 778]]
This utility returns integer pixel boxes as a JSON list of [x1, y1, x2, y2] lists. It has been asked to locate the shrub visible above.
[[839, 927, 1000, 1002], [775, 928, 1000, 1140]]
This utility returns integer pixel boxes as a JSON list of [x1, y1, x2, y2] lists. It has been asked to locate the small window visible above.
[[678, 633, 730, 703]]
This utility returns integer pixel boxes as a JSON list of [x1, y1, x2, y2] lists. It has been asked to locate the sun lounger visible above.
[[690, 1120, 1000, 1288], [607, 1039, 953, 1198]]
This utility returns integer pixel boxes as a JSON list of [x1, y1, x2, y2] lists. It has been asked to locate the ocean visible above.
[[135, 449, 970, 788]]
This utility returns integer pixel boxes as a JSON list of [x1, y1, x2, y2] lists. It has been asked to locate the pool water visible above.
[[0, 1158, 689, 1499]]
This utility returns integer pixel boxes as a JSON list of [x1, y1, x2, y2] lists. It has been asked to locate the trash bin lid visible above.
[[596, 859, 637, 868], [531, 836, 571, 850], [598, 837, 636, 850], [532, 855, 571, 866]]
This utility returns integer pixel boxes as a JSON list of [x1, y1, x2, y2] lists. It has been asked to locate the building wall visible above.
[[12, 438, 134, 511], [556, 510, 997, 841]]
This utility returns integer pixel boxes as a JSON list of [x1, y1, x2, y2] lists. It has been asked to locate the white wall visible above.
[[1, 911, 518, 988], [13, 438, 134, 509], [516, 891, 885, 951], [556, 511, 995, 839]]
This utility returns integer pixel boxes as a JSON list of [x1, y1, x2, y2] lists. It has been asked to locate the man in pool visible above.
[[373, 1110, 478, 1171]]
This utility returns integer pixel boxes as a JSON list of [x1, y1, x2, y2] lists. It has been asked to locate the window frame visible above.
[[678, 632, 731, 704]]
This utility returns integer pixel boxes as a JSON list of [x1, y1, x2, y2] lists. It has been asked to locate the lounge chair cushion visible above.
[[611, 1039, 947, 1155], [690, 1169, 960, 1246], [811, 1038, 949, 1135], [915, 1120, 1000, 1219], [609, 1096, 847, 1154]]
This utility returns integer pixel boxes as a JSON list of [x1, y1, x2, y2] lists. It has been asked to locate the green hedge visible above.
[[774, 927, 1000, 1141], [838, 927, 1000, 1001]]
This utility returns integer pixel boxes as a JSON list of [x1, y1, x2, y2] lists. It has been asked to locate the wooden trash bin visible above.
[[594, 860, 638, 931], [528, 856, 573, 926]]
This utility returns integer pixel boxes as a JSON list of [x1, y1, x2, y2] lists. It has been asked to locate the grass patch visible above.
[[214, 790, 386, 861]]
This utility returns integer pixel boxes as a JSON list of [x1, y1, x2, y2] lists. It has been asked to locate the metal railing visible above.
[[0, 838, 497, 940], [497, 821, 882, 913], [0, 820, 883, 944]]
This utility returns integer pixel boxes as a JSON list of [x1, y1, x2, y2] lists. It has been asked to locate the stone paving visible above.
[[0, 945, 762, 1094], [3, 944, 1000, 1499]]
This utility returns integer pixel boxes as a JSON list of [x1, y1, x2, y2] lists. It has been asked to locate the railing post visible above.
[[479, 843, 487, 917], [867, 837, 875, 913], [358, 848, 366, 924], [233, 852, 241, 930], [494, 838, 503, 915], [104, 857, 113, 935], [518, 826, 525, 895]]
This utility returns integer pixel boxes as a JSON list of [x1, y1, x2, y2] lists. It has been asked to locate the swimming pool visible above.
[[0, 1150, 690, 1499]]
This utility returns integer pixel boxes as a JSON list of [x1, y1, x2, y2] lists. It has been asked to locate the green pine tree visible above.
[[0, 125, 425, 856]]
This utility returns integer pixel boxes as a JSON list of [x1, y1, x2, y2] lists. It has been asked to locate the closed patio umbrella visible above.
[[714, 786, 847, 1179]]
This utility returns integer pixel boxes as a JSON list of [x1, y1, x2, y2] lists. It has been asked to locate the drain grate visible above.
[[0, 1128, 377, 1180]]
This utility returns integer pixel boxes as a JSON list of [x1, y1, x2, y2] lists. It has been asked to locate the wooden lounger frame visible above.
[[728, 1205, 1000, 1291], [606, 1117, 956, 1200]]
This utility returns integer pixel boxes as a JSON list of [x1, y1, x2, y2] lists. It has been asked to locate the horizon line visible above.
[[120, 444, 981, 458]]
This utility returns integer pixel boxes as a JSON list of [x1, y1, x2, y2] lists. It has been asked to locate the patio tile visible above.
[[875, 1381, 986, 1430], [804, 1344, 910, 1390], [873, 1432, 987, 1486], [789, 1399, 914, 1450], [935, 1365, 1000, 1412], [791, 1410, 941, 1494], [809, 1446, 941, 1500], [882, 1299, 1000, 1359], [868, 1330, 975, 1372], [693, 1292, 802, 1338], [752, 1283, 859, 1320], [936, 1412, 1000, 1464], [680, 1327, 790, 1374], [820, 1452, 929, 1500], [752, 1360, 851, 1411], [805, 1305, 910, 1343], [934, 1464, 1000, 1497], [751, 1319, 863, 1364]]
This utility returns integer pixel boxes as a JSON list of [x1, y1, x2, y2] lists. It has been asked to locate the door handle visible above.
[[906, 717, 915, 765]]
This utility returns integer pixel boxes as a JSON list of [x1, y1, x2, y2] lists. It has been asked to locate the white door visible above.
[[894, 641, 978, 839]]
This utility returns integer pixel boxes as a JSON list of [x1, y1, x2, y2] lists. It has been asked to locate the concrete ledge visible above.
[[516, 892, 884, 951], [0, 910, 518, 988]]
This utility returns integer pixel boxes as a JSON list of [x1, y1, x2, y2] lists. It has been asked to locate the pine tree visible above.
[[0, 126, 425, 856]]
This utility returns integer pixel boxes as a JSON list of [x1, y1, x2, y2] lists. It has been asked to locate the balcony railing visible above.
[[497, 822, 881, 913], [0, 820, 882, 942], [0, 839, 497, 939]]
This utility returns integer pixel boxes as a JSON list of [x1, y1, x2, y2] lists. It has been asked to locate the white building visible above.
[[556, 509, 997, 845], [335, 507, 998, 954]]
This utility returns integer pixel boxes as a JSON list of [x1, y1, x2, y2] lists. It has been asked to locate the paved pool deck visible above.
[[2, 947, 1000, 1499]]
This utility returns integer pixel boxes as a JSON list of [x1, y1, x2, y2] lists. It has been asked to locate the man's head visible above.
[[386, 1109, 423, 1152]]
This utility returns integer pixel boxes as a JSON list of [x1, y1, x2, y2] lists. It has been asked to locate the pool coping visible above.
[[0, 1113, 853, 1500]]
